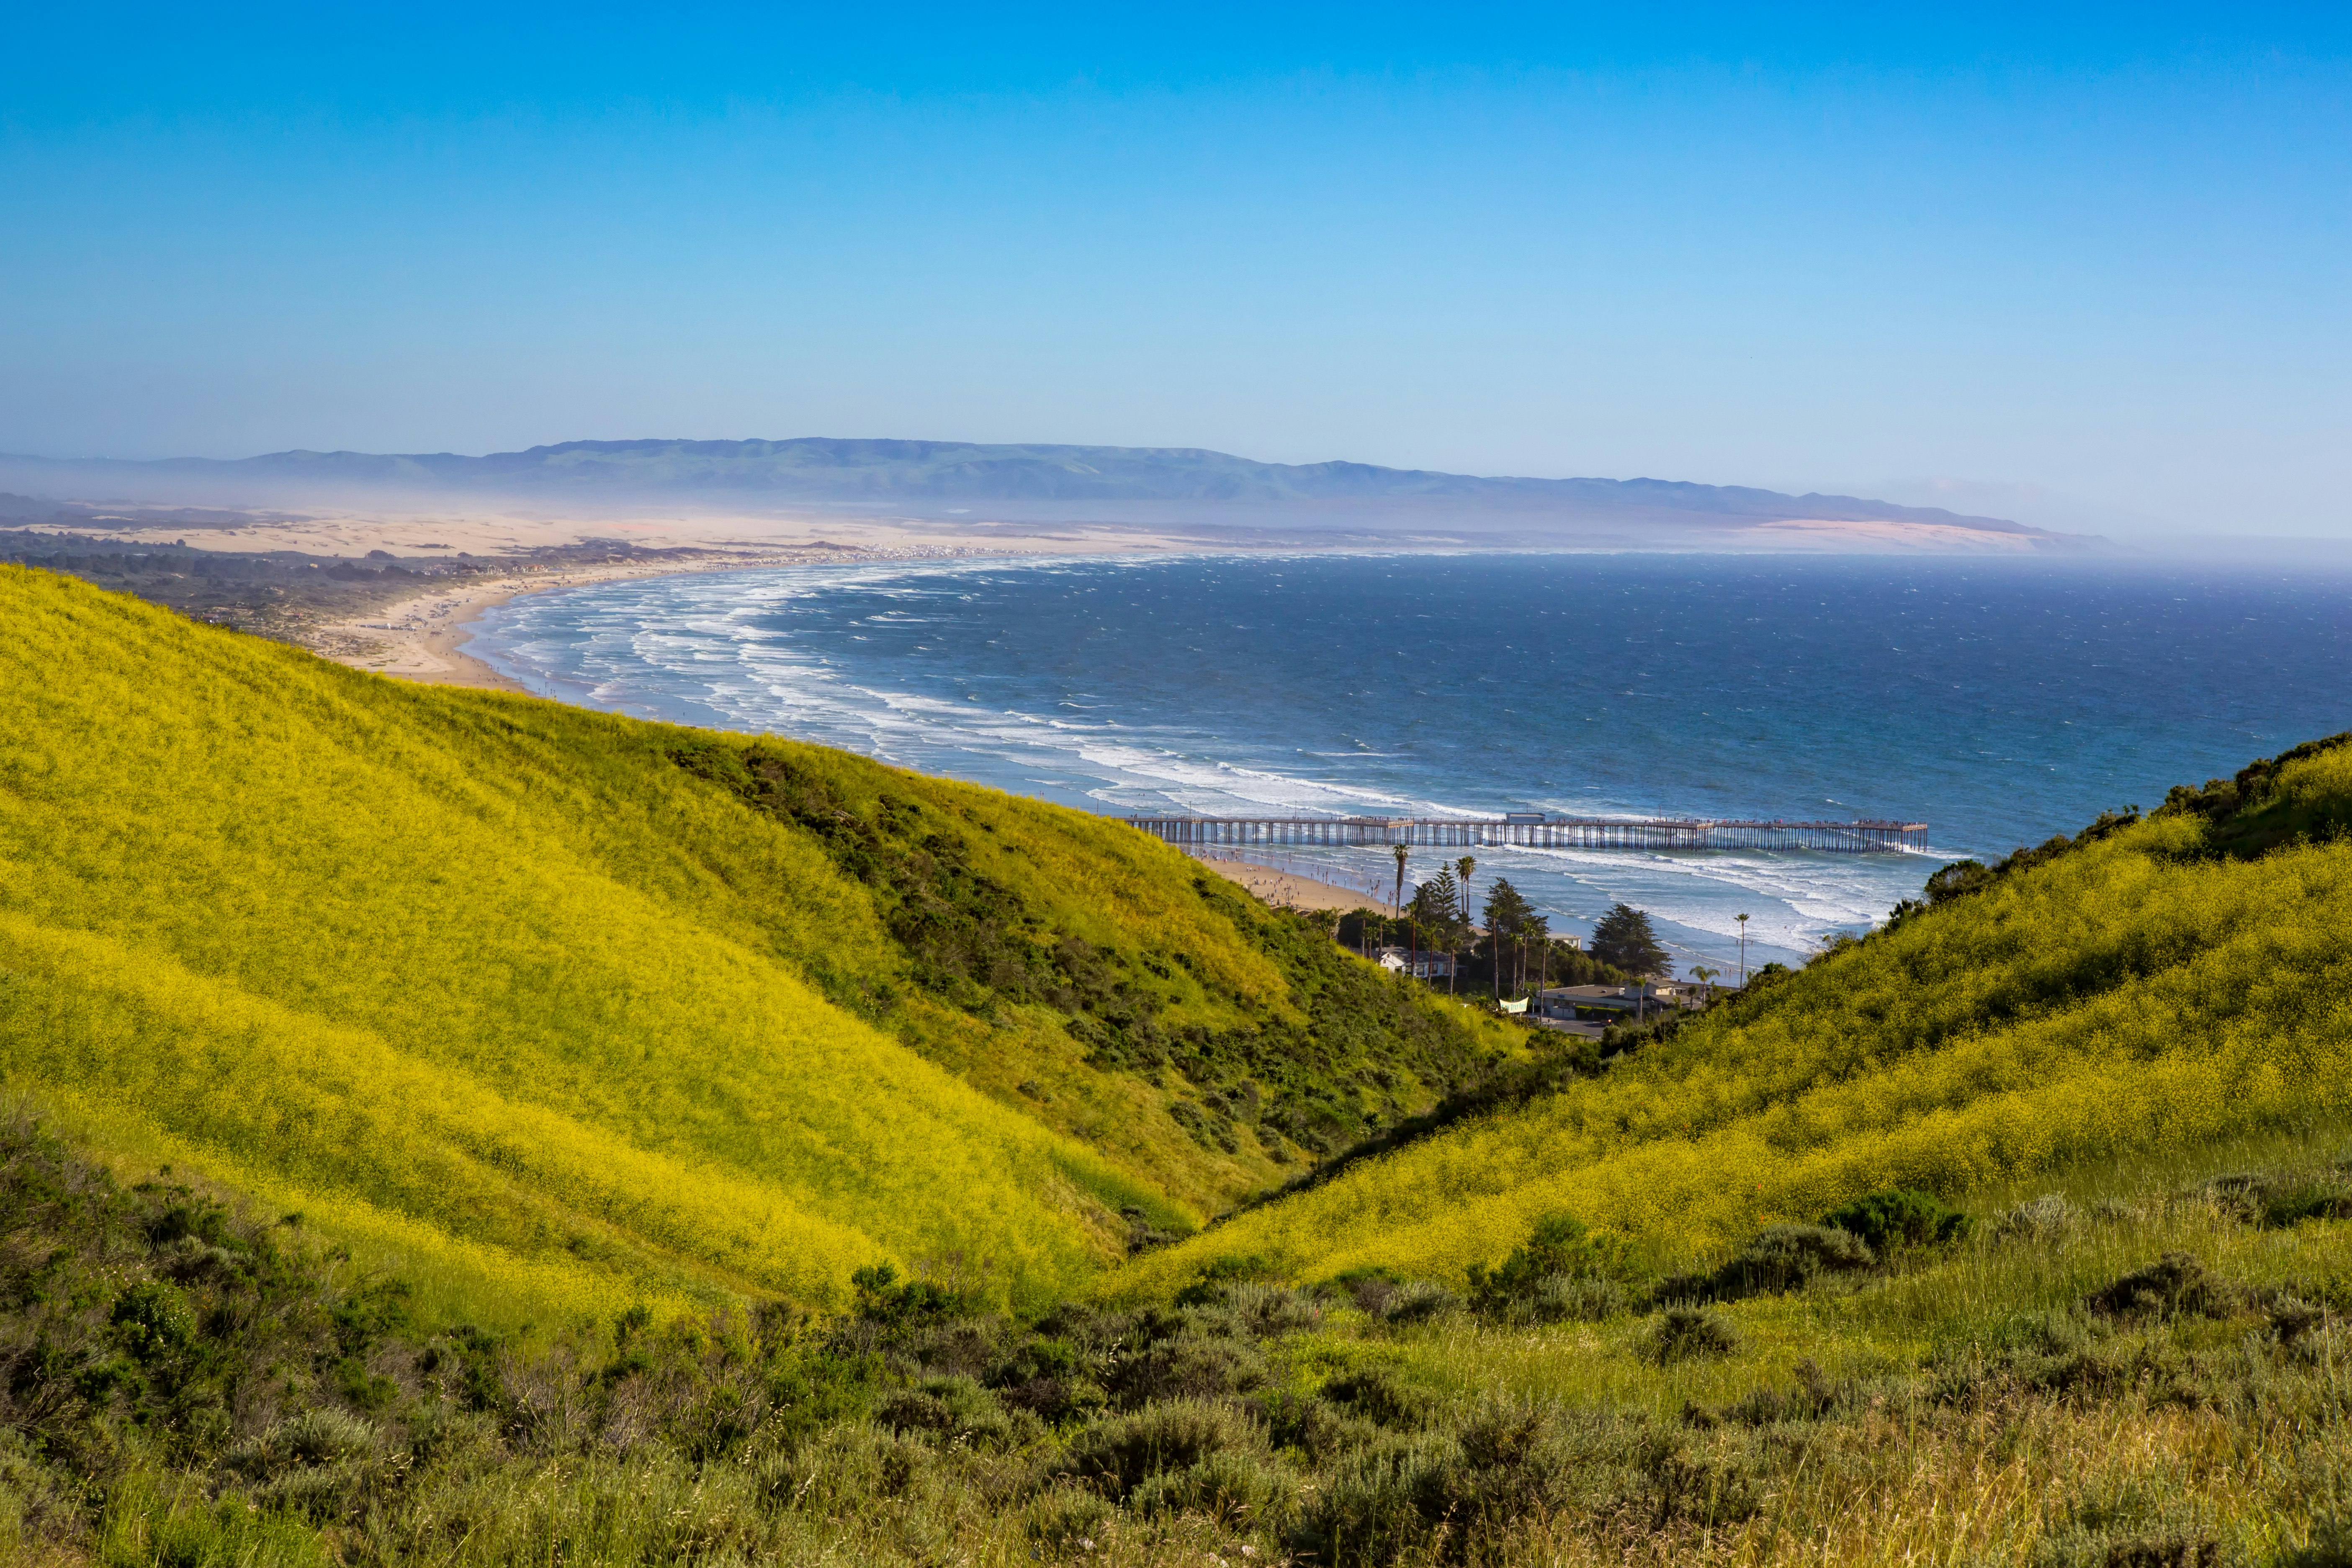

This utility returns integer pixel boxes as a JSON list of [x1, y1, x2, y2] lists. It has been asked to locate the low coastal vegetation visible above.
[[2, 565, 2349, 1562], [3, 1112, 2344, 1565]]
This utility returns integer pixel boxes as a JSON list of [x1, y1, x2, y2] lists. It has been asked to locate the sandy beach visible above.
[[1191, 855, 1387, 914], [54, 499, 1226, 687], [304, 543, 968, 689]]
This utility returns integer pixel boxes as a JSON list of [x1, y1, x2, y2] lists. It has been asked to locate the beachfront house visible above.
[[1375, 946, 1454, 979]]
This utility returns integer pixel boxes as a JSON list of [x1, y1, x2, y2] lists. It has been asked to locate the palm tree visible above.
[[1393, 846, 1419, 980], [1409, 877, 1454, 987], [1482, 878, 1533, 999], [1454, 855, 1476, 995]]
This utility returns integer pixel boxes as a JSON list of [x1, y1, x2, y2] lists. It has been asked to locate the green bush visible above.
[[1644, 1308, 1740, 1365], [1217, 1281, 1323, 1337], [108, 1280, 194, 1363], [1379, 1281, 1463, 1324], [1822, 1187, 1971, 1251], [1317, 1367, 1437, 1432], [1254, 1389, 1384, 1461], [1285, 1431, 1468, 1567], [1528, 1274, 1632, 1323], [1467, 1213, 1639, 1318], [1055, 1399, 1261, 1499], [1658, 1224, 1875, 1303], [765, 1425, 939, 1514], [1127, 1447, 1297, 1526], [871, 1375, 1038, 1451], [1024, 1486, 1117, 1555], [1105, 1330, 1268, 1407], [1995, 1193, 2085, 1241], [2084, 1254, 2243, 1321], [2259, 1179, 2352, 1228], [1289, 1403, 1590, 1566]]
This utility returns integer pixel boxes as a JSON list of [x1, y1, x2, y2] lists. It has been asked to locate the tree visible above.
[[1392, 844, 1408, 921], [1454, 857, 1477, 996], [1482, 878, 1534, 998], [1589, 902, 1668, 978], [1414, 870, 1462, 992], [1526, 912, 1551, 997], [1924, 860, 1992, 906]]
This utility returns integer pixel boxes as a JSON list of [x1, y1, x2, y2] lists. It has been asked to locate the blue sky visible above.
[[3, 4, 2347, 535]]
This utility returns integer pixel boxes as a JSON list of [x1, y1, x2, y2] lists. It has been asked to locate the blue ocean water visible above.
[[467, 552, 2352, 972]]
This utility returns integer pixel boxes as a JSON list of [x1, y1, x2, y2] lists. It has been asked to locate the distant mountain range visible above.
[[0, 438, 2093, 548]]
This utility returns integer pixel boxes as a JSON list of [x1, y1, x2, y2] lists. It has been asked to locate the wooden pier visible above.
[[1124, 814, 1928, 854]]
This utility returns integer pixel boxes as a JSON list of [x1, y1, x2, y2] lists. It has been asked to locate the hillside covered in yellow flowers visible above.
[[4, 560, 2347, 1332], [0, 566, 1515, 1323]]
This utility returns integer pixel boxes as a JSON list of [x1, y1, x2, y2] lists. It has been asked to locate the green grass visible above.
[[0, 566, 1516, 1322], [2, 1103, 2345, 1567]]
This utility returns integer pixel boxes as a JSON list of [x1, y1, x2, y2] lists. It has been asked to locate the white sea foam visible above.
[[467, 551, 2352, 971]]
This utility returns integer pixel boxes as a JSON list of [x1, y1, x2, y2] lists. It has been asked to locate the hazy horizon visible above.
[[5, 6, 2349, 540]]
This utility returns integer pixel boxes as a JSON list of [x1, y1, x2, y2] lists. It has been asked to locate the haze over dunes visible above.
[[0, 438, 2096, 553]]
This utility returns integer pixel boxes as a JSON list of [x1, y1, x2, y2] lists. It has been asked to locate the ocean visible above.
[[465, 551, 2352, 973]]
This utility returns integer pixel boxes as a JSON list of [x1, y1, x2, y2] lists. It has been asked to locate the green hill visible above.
[[3, 564, 2350, 1565], [1121, 730, 2352, 1299], [0, 566, 1513, 1325]]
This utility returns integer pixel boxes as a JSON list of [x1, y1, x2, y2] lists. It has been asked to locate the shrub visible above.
[[227, 1408, 382, 1481], [1644, 1308, 1739, 1364], [1106, 1331, 1268, 1407], [1255, 1389, 1384, 1460], [2266, 1296, 2329, 1349], [1025, 1486, 1117, 1555], [2085, 1254, 2242, 1321], [1318, 1367, 1437, 1431], [1467, 1213, 1639, 1317], [1288, 1403, 1593, 1565], [108, 1280, 194, 1363], [1219, 1281, 1323, 1337], [851, 1264, 975, 1328], [1127, 1447, 1296, 1527], [1529, 1274, 1631, 1322], [1379, 1281, 1463, 1324], [870, 1375, 1037, 1451], [1055, 1399, 1261, 1499], [2277, 1515, 2352, 1568], [1287, 1432, 1457, 1566], [276, 1408, 379, 1468], [1657, 1224, 1875, 1303], [1336, 1269, 1405, 1316], [1997, 1193, 2085, 1240], [2259, 1179, 2352, 1228], [765, 1426, 939, 1514], [1173, 1254, 1274, 1307], [1822, 1188, 1971, 1251]]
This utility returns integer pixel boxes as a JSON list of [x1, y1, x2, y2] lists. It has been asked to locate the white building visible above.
[[1374, 946, 1455, 979]]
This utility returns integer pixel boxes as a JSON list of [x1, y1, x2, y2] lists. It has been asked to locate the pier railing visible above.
[[1124, 815, 1928, 854]]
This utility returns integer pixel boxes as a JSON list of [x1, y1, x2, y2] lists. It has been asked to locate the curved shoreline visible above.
[[311, 541, 1122, 690]]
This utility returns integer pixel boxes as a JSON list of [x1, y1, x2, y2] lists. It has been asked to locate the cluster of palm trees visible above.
[[1383, 847, 1560, 1000]]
